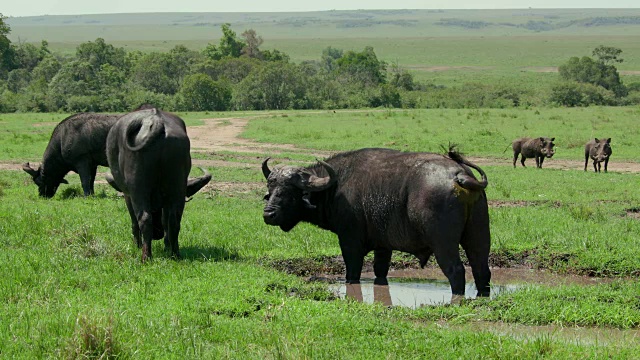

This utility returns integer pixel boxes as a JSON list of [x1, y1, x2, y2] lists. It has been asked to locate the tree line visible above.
[[0, 14, 638, 113]]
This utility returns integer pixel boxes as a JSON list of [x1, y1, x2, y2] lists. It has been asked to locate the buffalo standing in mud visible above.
[[584, 138, 612, 173], [511, 137, 556, 168], [262, 148, 491, 297], [22, 113, 120, 198], [106, 107, 210, 261]]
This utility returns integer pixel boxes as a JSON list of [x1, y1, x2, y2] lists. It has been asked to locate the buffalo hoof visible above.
[[345, 279, 360, 284], [373, 277, 388, 286]]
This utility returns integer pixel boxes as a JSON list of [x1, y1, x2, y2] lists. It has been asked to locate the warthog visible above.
[[262, 147, 491, 297], [584, 138, 612, 173], [512, 137, 556, 168]]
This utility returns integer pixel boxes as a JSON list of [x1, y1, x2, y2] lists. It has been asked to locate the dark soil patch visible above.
[[264, 248, 638, 280], [626, 207, 640, 219]]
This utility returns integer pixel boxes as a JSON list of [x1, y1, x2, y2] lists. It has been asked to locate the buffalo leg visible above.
[[339, 238, 364, 284], [512, 151, 520, 168], [373, 249, 392, 285], [137, 210, 153, 262], [604, 158, 609, 173], [164, 203, 185, 259], [460, 199, 491, 297], [597, 161, 602, 173], [593, 161, 598, 173], [89, 165, 97, 194], [76, 161, 94, 196], [434, 246, 466, 296], [125, 196, 141, 248], [520, 156, 526, 167]]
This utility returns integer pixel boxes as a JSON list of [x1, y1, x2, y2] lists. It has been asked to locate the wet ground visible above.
[[325, 267, 611, 308]]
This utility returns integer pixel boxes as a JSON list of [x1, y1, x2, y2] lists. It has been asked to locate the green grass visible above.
[[1, 169, 640, 358], [2, 106, 640, 357], [243, 107, 640, 161]]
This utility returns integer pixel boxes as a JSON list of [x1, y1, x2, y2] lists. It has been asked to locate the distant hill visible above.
[[6, 8, 640, 43]]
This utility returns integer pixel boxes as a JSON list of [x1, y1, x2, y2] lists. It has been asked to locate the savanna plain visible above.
[[1, 107, 640, 358], [1, 8, 640, 360]]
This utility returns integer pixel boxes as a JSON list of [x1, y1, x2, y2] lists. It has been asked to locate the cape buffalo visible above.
[[512, 137, 555, 168], [106, 107, 211, 261], [262, 147, 491, 297], [22, 113, 120, 198], [584, 138, 612, 173]]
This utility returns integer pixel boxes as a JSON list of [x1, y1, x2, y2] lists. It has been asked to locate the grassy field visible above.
[[1, 107, 640, 357], [243, 107, 640, 160]]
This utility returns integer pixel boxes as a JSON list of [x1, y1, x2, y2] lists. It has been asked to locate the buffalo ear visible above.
[[606, 138, 611, 144], [594, 138, 600, 143], [22, 162, 39, 178], [302, 193, 316, 210], [550, 137, 555, 142], [538, 137, 545, 142]]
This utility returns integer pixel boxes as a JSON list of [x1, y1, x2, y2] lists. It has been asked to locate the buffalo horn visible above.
[[22, 162, 39, 177], [262, 157, 272, 179], [186, 167, 212, 198], [296, 160, 337, 192]]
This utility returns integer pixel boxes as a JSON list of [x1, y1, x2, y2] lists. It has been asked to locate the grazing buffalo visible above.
[[106, 107, 211, 261], [584, 138, 612, 173], [22, 113, 120, 198], [512, 137, 556, 168], [262, 147, 491, 297]]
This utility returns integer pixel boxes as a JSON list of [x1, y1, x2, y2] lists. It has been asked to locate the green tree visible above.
[[76, 38, 126, 74], [592, 45, 623, 66], [0, 13, 17, 77], [178, 73, 231, 111], [321, 46, 343, 72], [203, 24, 246, 60], [233, 62, 308, 110], [241, 29, 263, 58], [193, 57, 260, 84], [558, 54, 627, 97], [335, 46, 386, 86], [13, 41, 50, 71], [131, 52, 182, 95]]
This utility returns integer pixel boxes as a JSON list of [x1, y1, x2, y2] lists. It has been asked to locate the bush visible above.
[[549, 81, 616, 107], [178, 73, 231, 111]]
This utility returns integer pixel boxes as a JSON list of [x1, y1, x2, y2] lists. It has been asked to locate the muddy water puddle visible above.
[[330, 278, 517, 307], [327, 267, 612, 308]]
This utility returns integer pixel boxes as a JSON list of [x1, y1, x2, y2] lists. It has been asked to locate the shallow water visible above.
[[327, 267, 614, 308], [330, 278, 519, 307]]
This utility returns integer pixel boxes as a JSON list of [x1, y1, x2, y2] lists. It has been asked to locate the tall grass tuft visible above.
[[63, 315, 122, 359]]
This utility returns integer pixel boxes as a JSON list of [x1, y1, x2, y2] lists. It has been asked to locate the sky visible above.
[[3, 0, 639, 17]]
